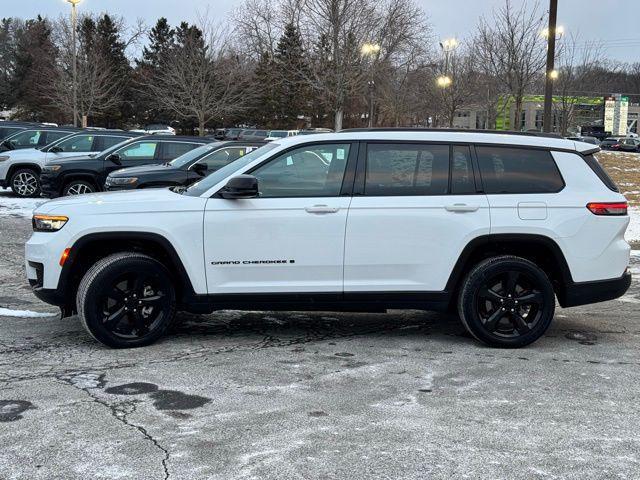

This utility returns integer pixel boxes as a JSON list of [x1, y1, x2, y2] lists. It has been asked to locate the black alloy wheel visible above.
[[458, 256, 555, 348]]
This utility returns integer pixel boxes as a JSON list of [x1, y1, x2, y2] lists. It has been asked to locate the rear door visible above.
[[344, 142, 490, 292]]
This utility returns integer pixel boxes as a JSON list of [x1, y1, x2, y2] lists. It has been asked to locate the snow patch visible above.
[[0, 189, 45, 218], [626, 208, 640, 242], [0, 307, 57, 318]]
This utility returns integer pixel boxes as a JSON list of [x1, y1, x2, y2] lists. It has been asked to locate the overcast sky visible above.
[[5, 0, 640, 63]]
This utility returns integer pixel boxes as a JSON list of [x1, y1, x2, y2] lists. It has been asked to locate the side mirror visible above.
[[107, 153, 122, 165], [219, 174, 259, 199], [49, 146, 63, 153], [192, 162, 208, 176]]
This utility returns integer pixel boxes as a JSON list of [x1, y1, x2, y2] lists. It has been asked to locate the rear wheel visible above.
[[10, 168, 40, 197], [77, 253, 177, 348], [63, 180, 96, 196], [457, 255, 555, 348]]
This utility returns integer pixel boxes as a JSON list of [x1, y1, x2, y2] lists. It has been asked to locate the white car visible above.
[[25, 130, 631, 348], [265, 129, 299, 141], [0, 131, 137, 197]]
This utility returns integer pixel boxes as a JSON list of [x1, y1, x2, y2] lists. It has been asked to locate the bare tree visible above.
[[143, 20, 255, 136], [474, 0, 546, 130], [552, 32, 604, 135]]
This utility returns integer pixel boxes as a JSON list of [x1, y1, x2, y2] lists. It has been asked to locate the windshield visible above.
[[184, 143, 279, 197], [169, 143, 218, 168]]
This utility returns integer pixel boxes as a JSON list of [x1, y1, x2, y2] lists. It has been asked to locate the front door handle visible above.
[[305, 205, 340, 214], [445, 203, 480, 213]]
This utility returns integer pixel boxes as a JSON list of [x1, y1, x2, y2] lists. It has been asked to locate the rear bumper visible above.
[[559, 271, 632, 308]]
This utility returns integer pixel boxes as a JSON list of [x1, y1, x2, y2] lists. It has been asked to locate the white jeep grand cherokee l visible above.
[[25, 129, 631, 348]]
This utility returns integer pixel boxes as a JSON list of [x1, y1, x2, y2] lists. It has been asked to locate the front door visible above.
[[344, 142, 490, 292], [203, 142, 356, 294]]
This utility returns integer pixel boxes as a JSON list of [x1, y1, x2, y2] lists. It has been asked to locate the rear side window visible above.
[[160, 142, 199, 161], [44, 131, 74, 144], [364, 143, 449, 196], [584, 154, 619, 192], [98, 136, 130, 151], [476, 146, 564, 194]]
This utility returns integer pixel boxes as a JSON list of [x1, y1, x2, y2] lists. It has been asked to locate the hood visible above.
[[108, 163, 171, 177], [0, 147, 42, 159], [34, 187, 206, 216]]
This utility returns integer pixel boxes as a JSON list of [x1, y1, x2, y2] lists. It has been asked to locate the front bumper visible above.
[[559, 271, 632, 308], [40, 173, 63, 198]]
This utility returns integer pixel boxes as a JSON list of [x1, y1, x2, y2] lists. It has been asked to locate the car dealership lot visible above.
[[1, 196, 640, 479]]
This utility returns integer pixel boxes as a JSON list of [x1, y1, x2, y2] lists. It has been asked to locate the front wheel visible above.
[[77, 253, 177, 348], [63, 180, 96, 196], [10, 168, 41, 197], [457, 255, 555, 348]]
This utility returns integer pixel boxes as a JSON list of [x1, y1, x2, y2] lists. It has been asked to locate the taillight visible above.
[[587, 202, 628, 216]]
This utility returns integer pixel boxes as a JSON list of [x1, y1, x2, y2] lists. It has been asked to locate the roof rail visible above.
[[338, 127, 563, 139]]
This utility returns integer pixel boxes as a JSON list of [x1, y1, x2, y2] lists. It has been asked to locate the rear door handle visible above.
[[305, 205, 340, 214], [445, 203, 479, 213]]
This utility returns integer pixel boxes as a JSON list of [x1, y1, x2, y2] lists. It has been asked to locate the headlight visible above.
[[108, 177, 138, 185], [0, 155, 9, 162], [32, 214, 68, 232], [42, 165, 62, 172]]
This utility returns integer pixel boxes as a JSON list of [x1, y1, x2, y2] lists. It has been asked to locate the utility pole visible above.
[[67, 0, 81, 127], [542, 0, 558, 133]]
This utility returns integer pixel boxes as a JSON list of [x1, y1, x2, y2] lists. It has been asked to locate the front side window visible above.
[[476, 146, 564, 194], [197, 147, 253, 171], [6, 130, 41, 147], [364, 143, 449, 196], [251, 143, 350, 198], [117, 142, 158, 160], [159, 142, 199, 161], [54, 135, 94, 152]]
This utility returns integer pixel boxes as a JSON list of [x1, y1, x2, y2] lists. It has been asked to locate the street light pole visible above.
[[361, 43, 380, 128], [67, 0, 81, 127], [542, 0, 558, 133]]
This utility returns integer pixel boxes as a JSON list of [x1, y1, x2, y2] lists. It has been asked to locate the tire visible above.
[[77, 252, 177, 348], [10, 168, 41, 197], [457, 255, 555, 348], [63, 179, 96, 196]]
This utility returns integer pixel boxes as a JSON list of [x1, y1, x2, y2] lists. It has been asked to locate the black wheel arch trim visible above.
[[53, 231, 197, 315]]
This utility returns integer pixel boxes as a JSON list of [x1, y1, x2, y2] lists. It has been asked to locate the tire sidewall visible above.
[[458, 256, 555, 348], [79, 255, 176, 348], [63, 180, 96, 196], [11, 168, 41, 197]]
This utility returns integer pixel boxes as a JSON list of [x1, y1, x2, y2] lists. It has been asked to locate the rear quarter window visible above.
[[584, 153, 619, 192], [476, 146, 564, 194]]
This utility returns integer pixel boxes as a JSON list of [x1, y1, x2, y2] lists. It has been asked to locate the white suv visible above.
[[25, 130, 631, 348]]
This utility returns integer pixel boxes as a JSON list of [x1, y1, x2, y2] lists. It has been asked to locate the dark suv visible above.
[[40, 135, 214, 197], [105, 141, 265, 191]]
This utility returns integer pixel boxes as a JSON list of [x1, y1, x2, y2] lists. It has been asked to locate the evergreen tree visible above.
[[140, 18, 174, 68], [11, 16, 58, 120], [273, 23, 309, 127]]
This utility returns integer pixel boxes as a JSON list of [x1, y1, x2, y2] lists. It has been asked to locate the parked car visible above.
[[0, 127, 80, 152], [0, 121, 41, 141], [213, 128, 227, 140], [265, 130, 298, 141], [224, 128, 244, 140], [26, 129, 630, 348], [617, 138, 640, 152], [566, 136, 600, 146], [39, 135, 215, 197], [297, 128, 334, 135], [238, 129, 269, 141], [105, 141, 265, 191], [600, 137, 624, 150], [0, 130, 140, 197]]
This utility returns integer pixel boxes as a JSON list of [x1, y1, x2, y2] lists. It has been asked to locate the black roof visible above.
[[339, 127, 563, 139], [137, 134, 217, 142]]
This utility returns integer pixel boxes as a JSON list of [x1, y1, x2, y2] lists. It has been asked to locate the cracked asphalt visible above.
[[1, 211, 640, 479]]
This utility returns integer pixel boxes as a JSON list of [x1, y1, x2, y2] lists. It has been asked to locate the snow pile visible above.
[[0, 307, 56, 318], [626, 207, 640, 243], [0, 189, 45, 218]]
